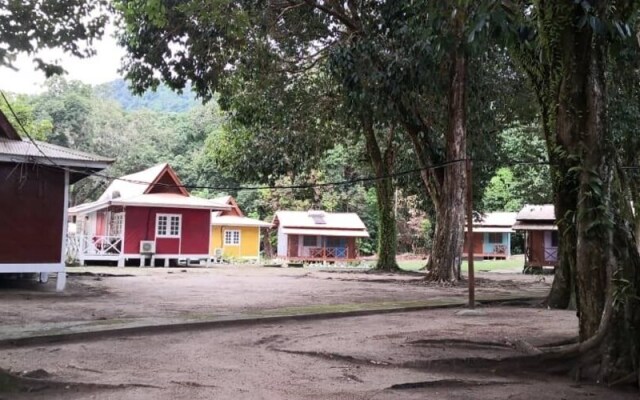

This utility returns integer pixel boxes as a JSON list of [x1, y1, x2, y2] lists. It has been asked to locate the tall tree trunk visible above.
[[546, 118, 578, 310], [262, 230, 274, 258], [362, 116, 399, 271], [374, 168, 398, 270], [541, 1, 640, 382], [426, 41, 467, 281]]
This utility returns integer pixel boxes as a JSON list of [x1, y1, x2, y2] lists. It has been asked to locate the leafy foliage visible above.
[[0, 0, 109, 75], [0, 93, 52, 141]]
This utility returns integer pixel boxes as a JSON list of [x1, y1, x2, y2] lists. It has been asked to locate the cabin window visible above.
[[156, 214, 181, 238], [326, 237, 345, 248], [487, 233, 503, 244], [551, 231, 559, 247], [303, 236, 317, 247], [108, 213, 124, 237], [224, 230, 240, 245]]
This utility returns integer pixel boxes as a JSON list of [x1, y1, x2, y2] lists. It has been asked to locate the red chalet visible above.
[[0, 110, 112, 291], [68, 164, 230, 267]]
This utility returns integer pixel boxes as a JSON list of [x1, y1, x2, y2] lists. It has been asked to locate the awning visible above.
[[512, 222, 557, 231], [282, 228, 370, 238]]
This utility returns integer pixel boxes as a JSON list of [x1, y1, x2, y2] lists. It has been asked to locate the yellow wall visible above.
[[210, 225, 261, 259]]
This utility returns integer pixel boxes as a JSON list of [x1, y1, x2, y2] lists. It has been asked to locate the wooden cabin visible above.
[[0, 110, 112, 290], [68, 163, 229, 267], [210, 195, 272, 260], [273, 210, 369, 262], [513, 204, 558, 272], [463, 212, 516, 259]]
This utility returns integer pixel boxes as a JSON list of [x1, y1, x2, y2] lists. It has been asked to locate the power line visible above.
[[10, 90, 637, 196], [0, 91, 62, 168], [1, 90, 479, 192]]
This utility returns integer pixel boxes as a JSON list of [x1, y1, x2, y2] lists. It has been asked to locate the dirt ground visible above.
[[0, 265, 550, 327], [1, 266, 633, 399], [1, 307, 636, 400]]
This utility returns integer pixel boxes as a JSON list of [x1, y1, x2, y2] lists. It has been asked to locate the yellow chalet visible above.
[[209, 196, 272, 260]]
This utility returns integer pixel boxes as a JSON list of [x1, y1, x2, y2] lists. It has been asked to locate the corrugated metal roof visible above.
[[282, 228, 370, 238], [274, 210, 367, 231], [516, 204, 555, 221], [211, 215, 273, 227], [0, 137, 113, 166]]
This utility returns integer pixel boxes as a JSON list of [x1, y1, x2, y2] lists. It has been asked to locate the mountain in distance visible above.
[[94, 79, 198, 113]]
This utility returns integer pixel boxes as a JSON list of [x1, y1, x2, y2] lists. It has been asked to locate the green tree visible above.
[[0, 93, 52, 141], [0, 0, 109, 75], [482, 124, 553, 211], [482, 168, 522, 212]]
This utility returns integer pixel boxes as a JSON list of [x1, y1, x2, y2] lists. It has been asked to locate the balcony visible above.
[[67, 235, 123, 261]]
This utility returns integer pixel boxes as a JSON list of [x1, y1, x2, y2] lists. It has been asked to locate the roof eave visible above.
[[110, 200, 231, 210], [0, 153, 113, 170]]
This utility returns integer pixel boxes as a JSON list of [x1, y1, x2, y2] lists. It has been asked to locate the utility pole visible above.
[[466, 158, 475, 309]]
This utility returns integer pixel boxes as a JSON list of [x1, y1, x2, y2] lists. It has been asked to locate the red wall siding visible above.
[[156, 237, 180, 253], [180, 209, 210, 254], [463, 232, 484, 254], [123, 207, 210, 255], [0, 163, 65, 263]]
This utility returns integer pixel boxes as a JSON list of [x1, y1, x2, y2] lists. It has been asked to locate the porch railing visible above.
[[308, 247, 348, 259], [544, 247, 558, 262], [78, 235, 123, 256]]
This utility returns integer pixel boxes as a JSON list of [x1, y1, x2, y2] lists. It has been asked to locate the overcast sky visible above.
[[0, 25, 125, 95]]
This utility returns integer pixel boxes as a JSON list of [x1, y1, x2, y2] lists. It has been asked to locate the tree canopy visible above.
[[0, 0, 109, 75]]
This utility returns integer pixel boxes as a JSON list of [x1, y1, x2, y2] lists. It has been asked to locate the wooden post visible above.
[[466, 158, 475, 309]]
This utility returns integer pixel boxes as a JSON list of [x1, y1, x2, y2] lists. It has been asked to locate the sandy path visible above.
[[1, 306, 636, 400], [0, 266, 550, 327]]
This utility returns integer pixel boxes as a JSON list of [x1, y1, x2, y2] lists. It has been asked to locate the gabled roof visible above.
[[465, 212, 517, 233], [98, 163, 187, 201], [71, 163, 231, 214], [513, 204, 557, 231], [212, 195, 243, 216], [273, 210, 368, 232], [210, 195, 269, 227]]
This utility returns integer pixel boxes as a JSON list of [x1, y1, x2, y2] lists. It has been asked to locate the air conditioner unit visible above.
[[140, 240, 156, 254]]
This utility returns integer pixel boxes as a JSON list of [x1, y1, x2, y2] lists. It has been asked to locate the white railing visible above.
[[544, 247, 558, 262], [66, 233, 80, 263], [77, 235, 123, 256]]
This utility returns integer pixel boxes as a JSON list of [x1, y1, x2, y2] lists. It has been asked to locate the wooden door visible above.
[[287, 235, 299, 257]]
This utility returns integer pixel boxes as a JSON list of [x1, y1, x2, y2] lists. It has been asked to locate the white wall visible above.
[[277, 227, 287, 257]]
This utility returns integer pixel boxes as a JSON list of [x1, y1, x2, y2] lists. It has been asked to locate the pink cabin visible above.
[[68, 164, 229, 266]]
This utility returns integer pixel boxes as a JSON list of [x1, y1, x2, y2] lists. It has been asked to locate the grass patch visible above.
[[398, 255, 524, 273]]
